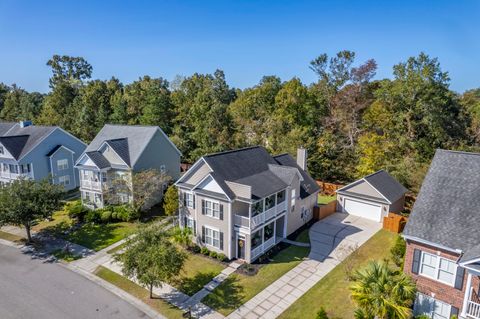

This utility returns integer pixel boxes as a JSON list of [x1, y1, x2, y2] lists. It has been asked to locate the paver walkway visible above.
[[227, 212, 381, 319]]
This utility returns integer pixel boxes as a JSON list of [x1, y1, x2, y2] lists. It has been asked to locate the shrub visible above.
[[415, 315, 430, 319], [100, 209, 112, 223], [216, 253, 227, 262], [316, 307, 329, 319], [190, 244, 201, 253], [200, 246, 209, 255], [84, 209, 101, 223], [209, 251, 218, 259], [112, 205, 139, 222], [390, 235, 406, 268], [65, 200, 88, 221]]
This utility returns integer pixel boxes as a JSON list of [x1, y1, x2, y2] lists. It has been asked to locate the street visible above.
[[0, 243, 149, 319]]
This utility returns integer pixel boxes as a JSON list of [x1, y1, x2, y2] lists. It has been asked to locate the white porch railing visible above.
[[81, 180, 102, 191], [251, 236, 276, 260], [0, 171, 33, 180], [235, 201, 287, 230], [468, 300, 480, 319]]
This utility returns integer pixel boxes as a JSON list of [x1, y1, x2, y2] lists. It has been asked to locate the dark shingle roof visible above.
[[404, 149, 480, 260], [273, 153, 320, 199], [364, 170, 408, 203], [105, 138, 131, 166], [198, 146, 319, 201], [86, 151, 111, 169], [0, 135, 30, 159], [2, 125, 57, 159]]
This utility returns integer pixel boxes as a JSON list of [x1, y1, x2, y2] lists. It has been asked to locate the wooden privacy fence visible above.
[[383, 213, 408, 233], [316, 180, 343, 196], [313, 200, 337, 221]]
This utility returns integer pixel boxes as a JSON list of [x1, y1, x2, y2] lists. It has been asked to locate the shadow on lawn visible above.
[[175, 271, 219, 296], [202, 276, 244, 310]]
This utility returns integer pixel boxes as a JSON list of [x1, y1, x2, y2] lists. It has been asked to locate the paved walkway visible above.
[[227, 212, 381, 319]]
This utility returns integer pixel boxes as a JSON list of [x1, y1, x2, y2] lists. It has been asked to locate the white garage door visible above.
[[343, 198, 382, 222]]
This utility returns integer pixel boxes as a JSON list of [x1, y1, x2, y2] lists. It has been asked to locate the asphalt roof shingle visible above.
[[364, 170, 408, 203], [404, 149, 480, 261], [0, 124, 57, 160], [85, 151, 111, 169], [0, 122, 16, 135]]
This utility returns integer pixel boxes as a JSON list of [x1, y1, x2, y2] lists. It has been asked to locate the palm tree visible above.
[[171, 226, 192, 248], [349, 261, 416, 319]]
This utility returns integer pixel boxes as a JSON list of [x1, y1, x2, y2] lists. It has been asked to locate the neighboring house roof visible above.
[[0, 122, 17, 135], [403, 149, 480, 262], [81, 124, 177, 169], [0, 125, 57, 160], [85, 151, 111, 169], [337, 170, 407, 204], [178, 146, 320, 201]]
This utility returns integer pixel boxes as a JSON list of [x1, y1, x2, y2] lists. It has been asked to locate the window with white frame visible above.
[[57, 159, 69, 171], [291, 189, 296, 211], [204, 227, 220, 248], [203, 200, 220, 218], [59, 175, 70, 186], [414, 293, 451, 319], [419, 251, 457, 285], [185, 193, 194, 208]]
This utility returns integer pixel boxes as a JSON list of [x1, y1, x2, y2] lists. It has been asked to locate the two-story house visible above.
[[175, 146, 320, 263], [0, 121, 86, 190], [403, 149, 480, 319], [75, 124, 181, 209]]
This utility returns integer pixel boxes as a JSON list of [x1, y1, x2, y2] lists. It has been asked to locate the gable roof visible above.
[[403, 149, 480, 260], [85, 151, 111, 169], [0, 125, 57, 160], [83, 124, 175, 168], [178, 146, 320, 201], [338, 170, 407, 204]]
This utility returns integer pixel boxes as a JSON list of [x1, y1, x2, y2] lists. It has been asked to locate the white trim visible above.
[[98, 140, 130, 167], [362, 178, 392, 204], [47, 145, 75, 158], [418, 251, 458, 287], [459, 256, 480, 266], [192, 173, 232, 201], [402, 234, 462, 254], [75, 153, 100, 169], [175, 157, 210, 185]]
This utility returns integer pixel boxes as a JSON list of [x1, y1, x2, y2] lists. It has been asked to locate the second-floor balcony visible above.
[[467, 287, 480, 319], [234, 189, 287, 230], [80, 179, 103, 191], [0, 163, 33, 180]]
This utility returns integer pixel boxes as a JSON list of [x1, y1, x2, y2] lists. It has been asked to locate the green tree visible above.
[[350, 261, 416, 319], [171, 226, 192, 248], [47, 55, 92, 88], [163, 185, 179, 216], [0, 179, 63, 243], [0, 85, 44, 121], [115, 224, 187, 298], [37, 81, 78, 130]]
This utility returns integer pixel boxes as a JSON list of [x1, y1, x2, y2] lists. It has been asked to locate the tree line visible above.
[[1, 52, 479, 192]]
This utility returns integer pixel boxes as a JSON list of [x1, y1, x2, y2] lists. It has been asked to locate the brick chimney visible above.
[[296, 147, 307, 171]]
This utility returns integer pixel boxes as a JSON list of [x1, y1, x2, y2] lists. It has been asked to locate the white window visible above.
[[101, 172, 107, 182], [57, 159, 69, 171], [203, 200, 220, 218], [185, 193, 194, 208], [291, 189, 296, 211], [204, 227, 220, 248], [419, 251, 457, 286], [20, 164, 31, 174], [59, 175, 70, 186], [414, 293, 451, 319]]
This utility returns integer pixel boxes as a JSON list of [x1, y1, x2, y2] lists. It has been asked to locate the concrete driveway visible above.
[[309, 212, 382, 262]]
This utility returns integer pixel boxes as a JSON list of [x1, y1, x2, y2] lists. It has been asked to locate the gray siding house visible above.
[[0, 121, 86, 191], [175, 146, 320, 263], [75, 124, 181, 209]]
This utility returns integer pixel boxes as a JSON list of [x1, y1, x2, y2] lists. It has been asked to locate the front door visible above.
[[237, 237, 246, 259]]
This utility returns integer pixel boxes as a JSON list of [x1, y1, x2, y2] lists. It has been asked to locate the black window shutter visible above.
[[201, 200, 205, 215], [412, 249, 421, 274], [455, 266, 465, 290], [450, 306, 459, 317], [220, 204, 224, 220], [201, 226, 205, 243], [193, 195, 195, 209], [220, 232, 224, 250]]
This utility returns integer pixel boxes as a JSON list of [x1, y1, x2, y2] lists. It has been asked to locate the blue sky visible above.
[[0, 0, 479, 93]]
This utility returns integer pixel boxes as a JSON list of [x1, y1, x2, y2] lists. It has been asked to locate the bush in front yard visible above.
[[209, 251, 218, 259], [390, 235, 406, 268], [65, 200, 89, 221], [201, 246, 209, 255], [190, 244, 201, 253], [216, 253, 228, 262], [85, 209, 101, 223]]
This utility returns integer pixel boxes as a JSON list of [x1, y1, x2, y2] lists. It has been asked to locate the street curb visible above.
[[66, 264, 166, 319]]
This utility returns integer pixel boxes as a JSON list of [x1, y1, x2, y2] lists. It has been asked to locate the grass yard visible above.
[[94, 266, 185, 319], [170, 252, 225, 296], [51, 249, 82, 262], [278, 230, 397, 319], [202, 229, 310, 315], [0, 230, 24, 242], [317, 195, 336, 205]]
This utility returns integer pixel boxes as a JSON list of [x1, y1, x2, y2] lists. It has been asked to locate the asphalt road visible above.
[[0, 244, 149, 319]]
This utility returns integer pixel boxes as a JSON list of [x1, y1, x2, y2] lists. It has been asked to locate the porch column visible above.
[[273, 220, 277, 243], [261, 228, 265, 252], [462, 272, 473, 317], [249, 203, 252, 229]]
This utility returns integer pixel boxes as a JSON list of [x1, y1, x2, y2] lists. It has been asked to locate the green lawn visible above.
[[94, 266, 185, 319], [34, 208, 137, 251], [170, 252, 225, 296], [317, 195, 336, 205], [202, 229, 310, 315], [51, 249, 82, 262], [278, 230, 397, 319]]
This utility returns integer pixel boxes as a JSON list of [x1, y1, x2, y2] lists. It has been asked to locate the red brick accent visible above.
[[404, 240, 480, 311]]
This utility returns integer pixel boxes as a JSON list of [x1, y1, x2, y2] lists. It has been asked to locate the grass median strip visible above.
[[278, 229, 396, 319], [94, 266, 185, 319], [0, 230, 24, 242]]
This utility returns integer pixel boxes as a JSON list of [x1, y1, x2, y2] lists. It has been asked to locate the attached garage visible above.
[[336, 170, 408, 222]]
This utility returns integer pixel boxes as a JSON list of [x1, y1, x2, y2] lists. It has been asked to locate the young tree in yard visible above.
[[171, 226, 192, 248], [115, 224, 186, 298], [0, 179, 63, 243], [163, 185, 179, 216], [349, 261, 416, 319]]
